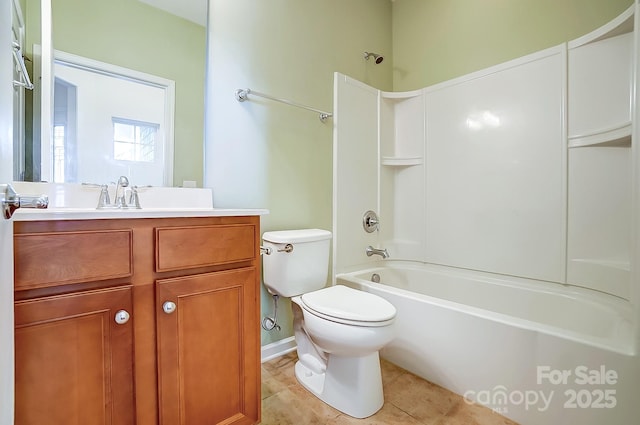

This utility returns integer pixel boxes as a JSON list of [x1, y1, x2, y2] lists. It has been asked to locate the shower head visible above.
[[364, 51, 384, 64]]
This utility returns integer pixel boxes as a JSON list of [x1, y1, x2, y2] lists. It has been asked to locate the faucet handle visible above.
[[82, 182, 112, 209], [97, 184, 111, 208], [363, 210, 380, 233], [129, 186, 141, 209]]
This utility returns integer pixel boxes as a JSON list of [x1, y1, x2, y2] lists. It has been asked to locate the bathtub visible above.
[[336, 261, 640, 425]]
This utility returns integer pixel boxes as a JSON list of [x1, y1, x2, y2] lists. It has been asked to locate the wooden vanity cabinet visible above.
[[154, 222, 259, 425], [13, 216, 261, 425], [156, 268, 259, 425], [14, 286, 135, 425]]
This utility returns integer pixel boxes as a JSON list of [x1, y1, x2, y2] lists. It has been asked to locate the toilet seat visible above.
[[300, 285, 396, 327]]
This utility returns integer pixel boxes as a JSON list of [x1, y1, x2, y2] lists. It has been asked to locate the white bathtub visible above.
[[336, 261, 640, 425]]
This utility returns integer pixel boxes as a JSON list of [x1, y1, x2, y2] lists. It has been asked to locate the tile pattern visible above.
[[261, 352, 519, 425]]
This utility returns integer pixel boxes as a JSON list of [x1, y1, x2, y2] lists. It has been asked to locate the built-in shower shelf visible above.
[[381, 89, 423, 100], [568, 122, 631, 148], [381, 156, 423, 166]]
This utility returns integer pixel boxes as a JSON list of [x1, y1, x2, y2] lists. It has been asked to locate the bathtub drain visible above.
[[371, 273, 381, 283]]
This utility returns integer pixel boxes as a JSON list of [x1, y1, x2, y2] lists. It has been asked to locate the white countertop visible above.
[[13, 207, 269, 221]]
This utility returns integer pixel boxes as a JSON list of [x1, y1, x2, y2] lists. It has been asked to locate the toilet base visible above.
[[294, 352, 384, 418]]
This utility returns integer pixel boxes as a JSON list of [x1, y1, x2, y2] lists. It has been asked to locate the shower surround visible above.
[[332, 6, 640, 425]]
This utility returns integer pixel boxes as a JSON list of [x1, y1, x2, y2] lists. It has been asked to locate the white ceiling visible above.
[[138, 0, 207, 27]]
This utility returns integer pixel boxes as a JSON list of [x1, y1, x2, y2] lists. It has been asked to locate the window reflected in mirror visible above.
[[113, 118, 159, 163]]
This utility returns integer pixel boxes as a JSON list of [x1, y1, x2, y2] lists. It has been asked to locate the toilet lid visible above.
[[300, 285, 396, 323]]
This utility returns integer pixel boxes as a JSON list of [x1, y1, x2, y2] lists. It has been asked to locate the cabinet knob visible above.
[[163, 301, 177, 314], [114, 309, 130, 325]]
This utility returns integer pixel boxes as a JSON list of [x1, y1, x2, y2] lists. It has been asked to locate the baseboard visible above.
[[261, 336, 296, 363]]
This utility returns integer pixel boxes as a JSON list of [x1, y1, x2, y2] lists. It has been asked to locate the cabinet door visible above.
[[14, 286, 135, 425], [157, 267, 259, 425]]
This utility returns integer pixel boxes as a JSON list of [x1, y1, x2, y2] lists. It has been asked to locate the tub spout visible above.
[[366, 246, 389, 259]]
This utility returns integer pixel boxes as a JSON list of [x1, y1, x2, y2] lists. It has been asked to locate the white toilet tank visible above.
[[262, 229, 332, 297]]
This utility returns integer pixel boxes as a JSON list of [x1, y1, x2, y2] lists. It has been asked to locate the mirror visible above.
[[49, 51, 175, 185], [17, 0, 207, 186]]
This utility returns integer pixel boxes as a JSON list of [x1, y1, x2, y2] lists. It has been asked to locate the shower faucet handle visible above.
[[363, 210, 380, 233]]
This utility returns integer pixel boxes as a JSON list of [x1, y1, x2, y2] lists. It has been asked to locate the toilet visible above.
[[262, 229, 396, 418]]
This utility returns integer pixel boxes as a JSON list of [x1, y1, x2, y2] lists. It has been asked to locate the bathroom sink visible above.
[[10, 181, 215, 209], [10, 182, 268, 220]]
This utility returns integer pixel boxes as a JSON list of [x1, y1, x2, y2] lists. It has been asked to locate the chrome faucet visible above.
[[85, 176, 141, 209], [366, 245, 390, 259], [113, 176, 130, 208]]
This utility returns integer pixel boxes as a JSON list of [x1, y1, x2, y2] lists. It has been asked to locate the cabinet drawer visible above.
[[156, 224, 255, 272], [14, 230, 133, 290]]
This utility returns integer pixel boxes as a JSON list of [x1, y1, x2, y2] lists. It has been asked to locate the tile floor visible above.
[[261, 352, 519, 425]]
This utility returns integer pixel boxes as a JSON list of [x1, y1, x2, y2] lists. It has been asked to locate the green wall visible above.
[[27, 0, 206, 186], [392, 0, 634, 90], [205, 0, 393, 346]]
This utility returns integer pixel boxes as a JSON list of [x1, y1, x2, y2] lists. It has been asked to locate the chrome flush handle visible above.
[[260, 244, 294, 255], [277, 244, 294, 253]]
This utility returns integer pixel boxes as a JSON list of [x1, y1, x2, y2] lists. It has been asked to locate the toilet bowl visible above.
[[295, 285, 395, 356], [261, 229, 396, 418], [291, 285, 396, 418]]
